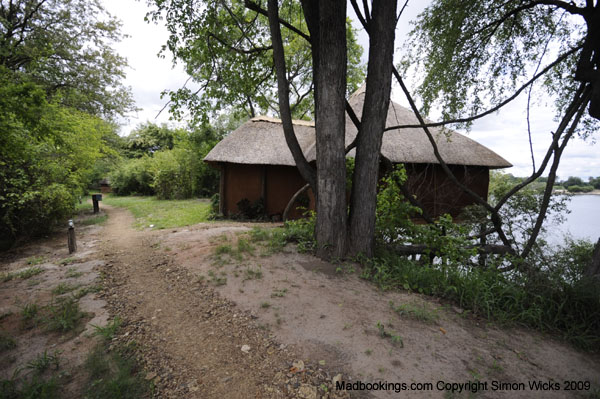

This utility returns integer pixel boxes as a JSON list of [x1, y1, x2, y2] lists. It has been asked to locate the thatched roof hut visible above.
[[205, 88, 511, 220]]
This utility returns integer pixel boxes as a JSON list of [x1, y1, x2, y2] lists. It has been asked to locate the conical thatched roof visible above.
[[204, 89, 512, 169]]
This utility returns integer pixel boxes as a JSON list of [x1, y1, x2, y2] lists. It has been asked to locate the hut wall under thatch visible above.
[[219, 163, 314, 220], [205, 86, 511, 221]]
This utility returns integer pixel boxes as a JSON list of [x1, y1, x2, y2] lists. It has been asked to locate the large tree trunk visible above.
[[348, 0, 397, 257], [313, 0, 348, 259]]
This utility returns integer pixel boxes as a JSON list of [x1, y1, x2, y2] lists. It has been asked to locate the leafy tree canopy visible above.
[[403, 0, 598, 134], [147, 0, 365, 123], [0, 0, 135, 119]]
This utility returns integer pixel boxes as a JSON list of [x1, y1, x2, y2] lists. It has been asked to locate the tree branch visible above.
[[266, 0, 316, 190], [384, 45, 582, 131], [245, 0, 311, 42]]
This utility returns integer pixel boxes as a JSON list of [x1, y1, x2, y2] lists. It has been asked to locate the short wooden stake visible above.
[[92, 196, 99, 214], [68, 219, 77, 254]]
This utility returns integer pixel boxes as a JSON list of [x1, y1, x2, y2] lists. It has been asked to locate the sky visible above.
[[102, 0, 598, 180]]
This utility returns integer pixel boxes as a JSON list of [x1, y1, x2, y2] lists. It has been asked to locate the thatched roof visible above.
[[204, 88, 512, 169]]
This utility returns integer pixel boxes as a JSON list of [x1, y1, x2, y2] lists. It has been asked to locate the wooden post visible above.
[[92, 195, 100, 214], [68, 220, 77, 254]]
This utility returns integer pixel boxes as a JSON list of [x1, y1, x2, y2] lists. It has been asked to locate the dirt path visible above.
[[96, 203, 600, 399], [5, 203, 596, 398], [98, 204, 346, 398]]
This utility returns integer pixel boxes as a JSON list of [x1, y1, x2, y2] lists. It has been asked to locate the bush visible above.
[[151, 148, 198, 200], [108, 157, 154, 196], [566, 185, 594, 193]]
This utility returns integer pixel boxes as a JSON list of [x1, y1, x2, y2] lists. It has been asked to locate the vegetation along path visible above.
[[100, 203, 600, 398], [3, 202, 599, 398]]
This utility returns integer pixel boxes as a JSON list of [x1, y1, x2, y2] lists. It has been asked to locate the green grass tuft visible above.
[[92, 317, 122, 341], [45, 296, 85, 332], [0, 331, 16, 352], [80, 215, 108, 226]]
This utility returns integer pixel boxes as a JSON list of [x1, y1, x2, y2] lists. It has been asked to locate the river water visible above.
[[548, 194, 600, 245]]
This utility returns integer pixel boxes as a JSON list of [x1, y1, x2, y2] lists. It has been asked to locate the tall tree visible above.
[[0, 0, 134, 119], [347, 0, 398, 257], [147, 0, 365, 123], [401, 0, 599, 265], [0, 0, 133, 246]]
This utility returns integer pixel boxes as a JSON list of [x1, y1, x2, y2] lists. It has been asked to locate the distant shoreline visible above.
[[553, 189, 600, 196]]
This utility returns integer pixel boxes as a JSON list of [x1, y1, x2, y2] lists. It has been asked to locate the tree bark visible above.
[[348, 0, 397, 257], [266, 0, 316, 190], [313, 0, 348, 259]]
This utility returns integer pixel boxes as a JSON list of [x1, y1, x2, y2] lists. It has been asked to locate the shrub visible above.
[[108, 157, 154, 196], [566, 185, 594, 193]]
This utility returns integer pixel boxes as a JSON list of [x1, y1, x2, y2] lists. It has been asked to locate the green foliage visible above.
[[108, 157, 155, 196], [148, 0, 364, 121], [109, 122, 224, 199], [485, 171, 570, 261], [0, 0, 134, 118], [0, 375, 59, 399], [403, 0, 597, 134], [0, 331, 16, 352], [0, 0, 133, 248], [123, 122, 182, 158], [45, 297, 85, 332], [26, 351, 61, 373], [566, 185, 594, 193], [85, 344, 149, 399], [562, 176, 585, 188], [92, 317, 122, 341]]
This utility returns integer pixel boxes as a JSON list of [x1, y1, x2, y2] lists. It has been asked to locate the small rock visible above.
[[298, 384, 317, 399], [222, 376, 233, 383], [332, 374, 342, 385], [452, 306, 464, 314], [145, 372, 157, 381], [241, 344, 251, 353], [291, 360, 305, 372]]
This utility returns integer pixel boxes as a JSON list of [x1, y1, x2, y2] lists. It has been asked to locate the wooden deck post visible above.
[[219, 164, 226, 215], [68, 220, 77, 254]]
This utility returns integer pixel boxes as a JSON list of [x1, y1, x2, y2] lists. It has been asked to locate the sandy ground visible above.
[[2, 203, 599, 398]]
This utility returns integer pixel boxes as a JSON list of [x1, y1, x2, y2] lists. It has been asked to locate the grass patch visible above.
[[92, 317, 122, 341], [17, 267, 44, 279], [365, 252, 600, 351], [52, 282, 78, 296], [65, 267, 83, 278], [76, 198, 94, 212], [208, 270, 227, 286], [390, 301, 439, 324], [80, 214, 108, 226], [271, 288, 287, 298], [84, 343, 149, 399], [73, 284, 102, 299], [2, 267, 44, 282], [26, 256, 45, 266], [103, 195, 211, 229], [0, 331, 16, 352], [26, 350, 61, 373], [44, 296, 85, 332], [0, 375, 59, 399], [243, 266, 263, 281], [21, 303, 39, 328], [59, 257, 77, 266]]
